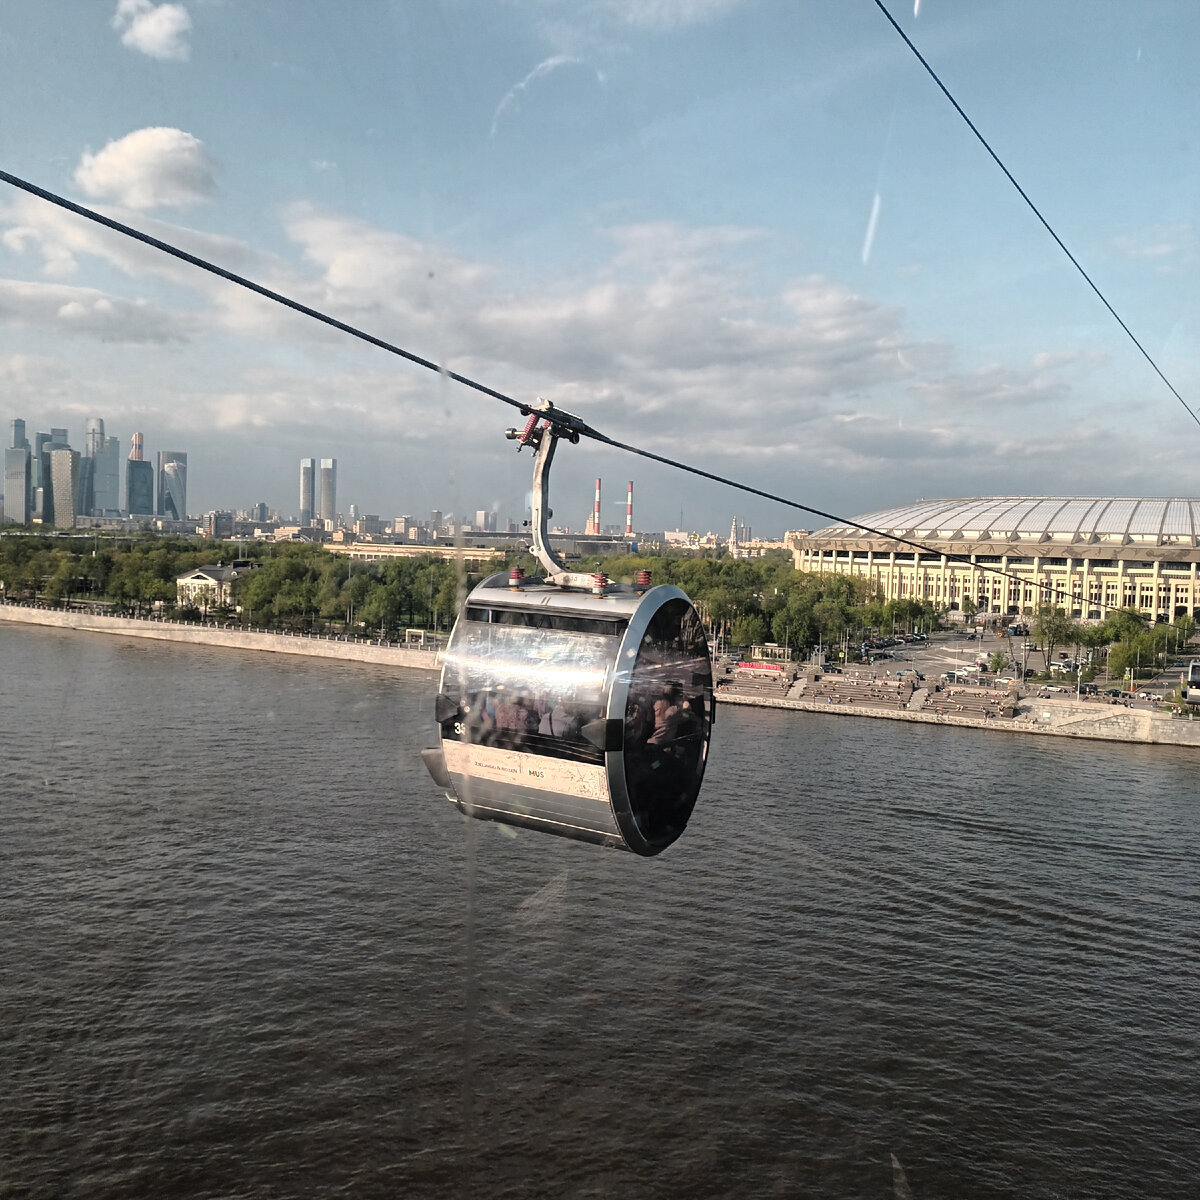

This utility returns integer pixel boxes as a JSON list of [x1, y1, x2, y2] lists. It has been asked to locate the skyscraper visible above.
[[85, 417, 105, 459], [10, 418, 27, 451], [299, 457, 315, 526], [4, 445, 31, 525], [83, 417, 121, 515], [49, 447, 81, 529], [38, 429, 70, 525], [319, 458, 337, 526], [93, 435, 121, 514], [77, 455, 96, 517], [157, 451, 188, 520], [32, 431, 49, 496], [127, 433, 154, 516]]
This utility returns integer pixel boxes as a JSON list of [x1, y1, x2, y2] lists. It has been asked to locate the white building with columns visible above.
[[787, 497, 1200, 623]]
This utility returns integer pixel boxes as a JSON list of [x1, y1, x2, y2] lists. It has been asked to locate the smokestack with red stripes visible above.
[[626, 481, 634, 536], [593, 478, 602, 535]]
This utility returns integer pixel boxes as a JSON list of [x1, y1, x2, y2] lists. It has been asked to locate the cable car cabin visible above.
[[1183, 659, 1200, 705], [423, 572, 713, 855]]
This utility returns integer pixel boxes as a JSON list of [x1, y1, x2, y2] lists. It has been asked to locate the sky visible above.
[[1, 0, 1198, 537]]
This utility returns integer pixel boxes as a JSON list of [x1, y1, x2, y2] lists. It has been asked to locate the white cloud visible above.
[[267, 213, 943, 457], [112, 1, 192, 61], [6, 187, 930, 451], [74, 127, 217, 210], [2, 193, 1139, 524], [598, 0, 742, 31], [2, 192, 261, 290], [0, 279, 189, 344], [491, 55, 587, 137], [282, 204, 492, 317], [905, 355, 1082, 410], [1113, 224, 1196, 272]]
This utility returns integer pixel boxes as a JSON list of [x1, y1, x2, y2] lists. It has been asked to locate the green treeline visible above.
[[0, 534, 240, 610], [2, 535, 1191, 674], [0, 536, 464, 632], [0, 535, 938, 651], [568, 551, 937, 650], [1030, 604, 1195, 682]]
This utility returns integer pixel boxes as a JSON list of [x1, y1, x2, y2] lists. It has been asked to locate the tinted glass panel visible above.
[[623, 598, 712, 844], [465, 606, 626, 635], [441, 617, 623, 764]]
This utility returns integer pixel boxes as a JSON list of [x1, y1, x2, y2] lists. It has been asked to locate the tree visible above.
[[1102, 607, 1147, 644], [434, 573, 461, 630], [730, 614, 767, 647], [1173, 613, 1196, 653], [989, 650, 1006, 674], [1107, 641, 1135, 684], [1033, 606, 1075, 665], [810, 598, 846, 645]]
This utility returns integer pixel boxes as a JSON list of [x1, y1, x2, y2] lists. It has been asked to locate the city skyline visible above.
[[5, 409, 689, 536], [2, 5, 1197, 534]]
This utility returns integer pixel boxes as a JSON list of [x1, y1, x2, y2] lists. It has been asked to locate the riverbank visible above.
[[6, 604, 1199, 748], [717, 688, 1200, 748], [0, 604, 441, 670]]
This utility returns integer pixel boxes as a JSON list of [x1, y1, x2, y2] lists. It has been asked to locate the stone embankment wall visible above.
[[0, 605, 441, 671], [718, 689, 1200, 749]]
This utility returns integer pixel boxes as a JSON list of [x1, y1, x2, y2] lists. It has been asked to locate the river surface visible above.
[[2, 624, 1197, 1199]]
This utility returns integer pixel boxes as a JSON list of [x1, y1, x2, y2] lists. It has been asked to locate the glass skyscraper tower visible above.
[[300, 458, 315, 526], [319, 458, 337, 527], [157, 451, 188, 520]]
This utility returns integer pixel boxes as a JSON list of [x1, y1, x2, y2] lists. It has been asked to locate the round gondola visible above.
[[424, 571, 713, 855]]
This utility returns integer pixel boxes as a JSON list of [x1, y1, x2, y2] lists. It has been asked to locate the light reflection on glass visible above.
[[442, 620, 624, 764]]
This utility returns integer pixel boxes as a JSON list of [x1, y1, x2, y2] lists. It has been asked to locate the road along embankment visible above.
[[0, 605, 442, 670], [716, 688, 1200, 749]]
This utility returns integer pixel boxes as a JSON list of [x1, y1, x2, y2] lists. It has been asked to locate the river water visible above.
[[2, 623, 1197, 1199]]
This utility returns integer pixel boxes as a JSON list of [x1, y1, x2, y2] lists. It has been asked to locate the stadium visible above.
[[786, 497, 1200, 622]]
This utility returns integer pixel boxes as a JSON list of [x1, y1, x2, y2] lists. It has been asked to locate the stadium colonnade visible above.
[[786, 497, 1200, 622]]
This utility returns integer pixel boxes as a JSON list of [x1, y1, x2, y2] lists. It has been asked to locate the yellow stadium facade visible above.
[[786, 497, 1200, 623]]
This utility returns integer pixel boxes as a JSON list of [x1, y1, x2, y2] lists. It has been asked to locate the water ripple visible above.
[[1, 625, 1197, 1198]]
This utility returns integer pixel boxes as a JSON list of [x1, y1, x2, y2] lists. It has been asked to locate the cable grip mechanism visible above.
[[504, 399, 605, 590]]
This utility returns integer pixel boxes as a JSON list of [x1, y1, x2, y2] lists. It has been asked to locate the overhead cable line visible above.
[[0, 170, 528, 421], [0, 167, 1131, 617], [872, 0, 1200, 432]]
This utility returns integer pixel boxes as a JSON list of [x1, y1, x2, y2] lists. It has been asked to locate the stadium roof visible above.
[[809, 498, 1200, 547]]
